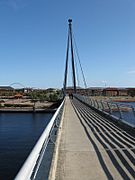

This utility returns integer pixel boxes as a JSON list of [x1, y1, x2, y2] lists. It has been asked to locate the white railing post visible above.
[[107, 102, 112, 114], [116, 103, 122, 119], [100, 101, 105, 111], [131, 106, 135, 118], [95, 100, 99, 109], [89, 98, 92, 106], [93, 99, 96, 108]]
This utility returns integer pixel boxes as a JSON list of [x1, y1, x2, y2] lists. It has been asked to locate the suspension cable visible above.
[[72, 33, 87, 89], [63, 28, 70, 93], [74, 51, 80, 87]]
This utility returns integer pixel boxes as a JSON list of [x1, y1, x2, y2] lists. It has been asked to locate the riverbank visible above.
[[0, 108, 56, 113], [89, 96, 135, 102], [0, 98, 62, 112], [113, 99, 135, 102]]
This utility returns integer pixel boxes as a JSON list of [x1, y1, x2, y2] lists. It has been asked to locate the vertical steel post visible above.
[[100, 101, 105, 111], [95, 100, 99, 109], [131, 106, 135, 116], [107, 102, 112, 114], [131, 106, 135, 123], [116, 104, 122, 119], [89, 98, 92, 106], [93, 99, 96, 108], [92, 99, 95, 107]]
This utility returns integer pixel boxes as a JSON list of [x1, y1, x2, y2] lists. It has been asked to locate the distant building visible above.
[[118, 88, 128, 96], [102, 88, 129, 96], [64, 87, 88, 95], [87, 87, 103, 96], [127, 88, 135, 97], [64, 87, 130, 96], [15, 88, 33, 93], [0, 86, 14, 95], [102, 88, 119, 96]]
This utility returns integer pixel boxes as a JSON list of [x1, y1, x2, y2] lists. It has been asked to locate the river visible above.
[[0, 112, 53, 180], [112, 102, 135, 127]]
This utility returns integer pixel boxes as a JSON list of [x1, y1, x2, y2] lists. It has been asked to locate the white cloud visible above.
[[101, 80, 107, 83], [0, 0, 27, 9], [127, 70, 135, 74]]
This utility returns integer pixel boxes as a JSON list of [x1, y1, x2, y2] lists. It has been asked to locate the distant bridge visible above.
[[10, 82, 26, 89]]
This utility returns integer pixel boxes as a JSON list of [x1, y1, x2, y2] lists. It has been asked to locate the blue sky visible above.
[[0, 0, 135, 88]]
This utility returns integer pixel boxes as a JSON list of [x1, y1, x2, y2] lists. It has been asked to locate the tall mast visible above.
[[63, 19, 76, 94], [68, 19, 76, 93]]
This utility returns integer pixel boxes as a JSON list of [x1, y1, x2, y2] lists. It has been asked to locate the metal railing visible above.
[[74, 94, 135, 128], [15, 98, 65, 180]]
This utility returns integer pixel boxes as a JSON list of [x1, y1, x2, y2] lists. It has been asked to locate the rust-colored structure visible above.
[[64, 87, 135, 97], [118, 88, 128, 96], [102, 88, 129, 96], [102, 88, 119, 96], [88, 88, 103, 96]]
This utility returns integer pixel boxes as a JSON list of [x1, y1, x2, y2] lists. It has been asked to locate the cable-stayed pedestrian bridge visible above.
[[15, 19, 135, 180], [15, 94, 135, 180]]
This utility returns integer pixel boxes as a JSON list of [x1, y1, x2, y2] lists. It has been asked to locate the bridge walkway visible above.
[[52, 97, 135, 180]]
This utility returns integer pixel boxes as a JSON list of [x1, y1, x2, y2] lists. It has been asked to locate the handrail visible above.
[[15, 98, 65, 180], [74, 94, 135, 127]]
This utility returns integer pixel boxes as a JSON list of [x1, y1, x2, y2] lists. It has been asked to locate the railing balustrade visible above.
[[15, 98, 65, 180], [74, 94, 135, 127]]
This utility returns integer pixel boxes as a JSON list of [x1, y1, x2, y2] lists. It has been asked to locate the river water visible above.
[[0, 102, 135, 180], [0, 112, 53, 180], [112, 102, 135, 127]]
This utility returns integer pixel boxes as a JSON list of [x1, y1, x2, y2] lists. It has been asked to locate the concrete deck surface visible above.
[[55, 97, 108, 180]]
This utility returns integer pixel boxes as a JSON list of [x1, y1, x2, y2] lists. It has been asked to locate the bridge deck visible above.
[[52, 97, 135, 180]]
